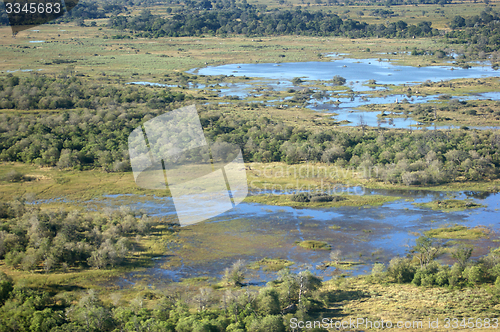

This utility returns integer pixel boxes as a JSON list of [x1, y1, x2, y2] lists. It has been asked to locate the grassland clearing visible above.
[[318, 276, 500, 332]]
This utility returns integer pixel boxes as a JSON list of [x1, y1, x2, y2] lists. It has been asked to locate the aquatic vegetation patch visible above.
[[249, 258, 294, 271], [291, 193, 346, 203], [414, 199, 485, 212], [319, 261, 364, 270], [424, 225, 491, 239], [297, 240, 331, 250], [245, 193, 401, 208]]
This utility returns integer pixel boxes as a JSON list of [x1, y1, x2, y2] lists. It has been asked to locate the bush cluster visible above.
[[383, 239, 500, 289], [291, 193, 345, 203], [0, 200, 160, 272]]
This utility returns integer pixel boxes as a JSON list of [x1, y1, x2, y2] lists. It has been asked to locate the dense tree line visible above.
[[1, 77, 499, 184], [202, 108, 500, 185], [0, 200, 161, 272], [0, 74, 187, 111], [383, 236, 500, 290], [109, 4, 439, 38], [60, 1, 108, 21], [0, 74, 189, 171], [446, 9, 500, 53]]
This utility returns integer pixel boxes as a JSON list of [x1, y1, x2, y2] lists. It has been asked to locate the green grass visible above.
[[424, 225, 491, 239], [319, 275, 500, 331], [248, 258, 294, 271], [414, 199, 486, 212], [0, 19, 480, 81], [0, 164, 169, 202], [297, 240, 331, 250], [246, 162, 500, 193], [319, 261, 364, 270]]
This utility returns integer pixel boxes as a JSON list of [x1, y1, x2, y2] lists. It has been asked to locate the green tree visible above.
[[67, 290, 113, 332], [332, 75, 346, 86], [256, 288, 280, 316], [248, 315, 285, 332], [223, 260, 246, 287], [388, 257, 415, 283], [0, 272, 13, 305], [414, 236, 439, 268], [451, 245, 473, 269]]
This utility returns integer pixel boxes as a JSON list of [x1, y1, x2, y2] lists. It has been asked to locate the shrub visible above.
[[0, 203, 15, 219], [448, 263, 463, 287], [112, 160, 130, 172], [291, 193, 309, 202], [388, 258, 415, 283], [412, 269, 423, 286], [332, 75, 346, 86], [248, 315, 286, 332], [421, 273, 435, 287], [489, 263, 500, 280], [411, 263, 439, 287], [464, 265, 484, 285], [495, 276, 500, 292], [257, 288, 281, 316], [370, 263, 385, 282], [222, 259, 246, 286], [292, 193, 345, 203], [435, 266, 451, 286], [0, 272, 13, 305], [3, 170, 24, 182], [310, 195, 334, 202]]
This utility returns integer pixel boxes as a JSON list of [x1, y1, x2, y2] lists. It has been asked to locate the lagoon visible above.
[[189, 58, 500, 129], [84, 189, 500, 285], [193, 58, 498, 88]]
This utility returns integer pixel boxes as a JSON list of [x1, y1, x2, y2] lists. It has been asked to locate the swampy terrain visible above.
[[1, 0, 500, 331], [77, 189, 499, 284]]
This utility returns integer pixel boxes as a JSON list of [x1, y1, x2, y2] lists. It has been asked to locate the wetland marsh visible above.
[[2, 1, 500, 330], [67, 187, 499, 285]]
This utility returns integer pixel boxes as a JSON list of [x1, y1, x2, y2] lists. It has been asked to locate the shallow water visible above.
[[194, 58, 498, 87], [86, 190, 500, 284], [188, 58, 500, 129]]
